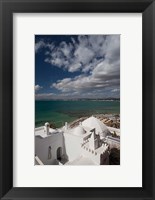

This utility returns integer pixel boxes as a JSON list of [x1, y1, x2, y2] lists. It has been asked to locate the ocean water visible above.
[[35, 100, 120, 128]]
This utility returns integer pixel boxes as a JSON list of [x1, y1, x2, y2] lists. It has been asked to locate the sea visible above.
[[35, 100, 120, 128]]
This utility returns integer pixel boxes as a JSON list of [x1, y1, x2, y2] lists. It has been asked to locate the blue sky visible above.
[[35, 35, 120, 100]]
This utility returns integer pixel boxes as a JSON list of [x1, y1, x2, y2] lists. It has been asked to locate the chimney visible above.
[[65, 122, 68, 130], [44, 122, 50, 135]]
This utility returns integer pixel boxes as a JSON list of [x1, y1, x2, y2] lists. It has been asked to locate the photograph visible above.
[[35, 35, 120, 165], [1, 0, 154, 198]]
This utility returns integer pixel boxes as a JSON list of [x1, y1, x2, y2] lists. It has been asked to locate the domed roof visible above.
[[74, 125, 86, 136], [82, 116, 110, 137]]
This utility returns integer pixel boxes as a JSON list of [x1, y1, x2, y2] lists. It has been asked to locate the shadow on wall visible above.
[[109, 148, 120, 165], [57, 134, 68, 164], [57, 147, 62, 161]]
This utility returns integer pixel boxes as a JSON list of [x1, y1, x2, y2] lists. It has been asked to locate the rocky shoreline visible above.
[[69, 113, 120, 129]]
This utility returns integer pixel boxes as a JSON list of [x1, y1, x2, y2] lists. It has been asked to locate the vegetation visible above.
[[50, 122, 56, 129]]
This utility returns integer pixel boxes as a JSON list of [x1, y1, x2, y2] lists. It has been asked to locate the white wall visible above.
[[35, 132, 64, 165], [81, 147, 100, 164], [35, 130, 110, 165], [63, 133, 83, 162], [81, 144, 109, 165]]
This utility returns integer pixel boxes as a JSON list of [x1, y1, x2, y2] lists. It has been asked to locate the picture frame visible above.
[[0, 0, 154, 199]]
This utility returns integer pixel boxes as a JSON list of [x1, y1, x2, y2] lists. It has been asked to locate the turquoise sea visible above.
[[35, 100, 120, 128]]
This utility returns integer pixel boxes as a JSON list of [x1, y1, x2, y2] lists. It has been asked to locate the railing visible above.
[[35, 156, 44, 165]]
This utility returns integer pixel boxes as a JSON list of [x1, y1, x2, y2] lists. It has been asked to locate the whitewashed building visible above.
[[35, 116, 119, 165]]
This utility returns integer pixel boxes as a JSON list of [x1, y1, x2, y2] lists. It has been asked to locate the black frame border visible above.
[[0, 0, 155, 199]]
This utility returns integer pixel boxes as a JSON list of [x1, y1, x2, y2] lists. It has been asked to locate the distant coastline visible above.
[[35, 98, 120, 102]]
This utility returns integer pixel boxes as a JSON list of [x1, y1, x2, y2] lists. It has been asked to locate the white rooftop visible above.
[[35, 127, 59, 138], [82, 116, 110, 137], [73, 125, 86, 136]]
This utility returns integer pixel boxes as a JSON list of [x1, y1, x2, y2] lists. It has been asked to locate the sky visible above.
[[35, 35, 120, 100]]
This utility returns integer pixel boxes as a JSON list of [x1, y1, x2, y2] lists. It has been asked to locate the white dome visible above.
[[45, 122, 50, 126], [74, 126, 86, 136], [82, 116, 110, 137]]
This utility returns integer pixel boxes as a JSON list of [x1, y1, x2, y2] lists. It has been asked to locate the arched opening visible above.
[[57, 147, 62, 161]]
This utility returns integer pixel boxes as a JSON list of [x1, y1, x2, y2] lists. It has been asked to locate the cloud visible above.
[[35, 40, 55, 53], [51, 69, 119, 98], [35, 92, 81, 100], [111, 88, 120, 92], [68, 63, 82, 72], [37, 35, 120, 74], [36, 35, 120, 99], [35, 41, 46, 53], [51, 56, 120, 98], [92, 60, 120, 80], [74, 46, 95, 65], [35, 93, 54, 100], [35, 85, 43, 92]]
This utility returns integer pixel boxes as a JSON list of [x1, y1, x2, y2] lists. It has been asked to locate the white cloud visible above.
[[68, 63, 82, 72], [92, 60, 120, 79], [35, 85, 43, 92], [37, 35, 120, 74], [74, 46, 95, 65], [36, 35, 120, 99], [51, 70, 119, 96], [35, 41, 45, 53], [35, 93, 54, 99], [35, 92, 81, 100], [111, 88, 120, 92]]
